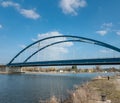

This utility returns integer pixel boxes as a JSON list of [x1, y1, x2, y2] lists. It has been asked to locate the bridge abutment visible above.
[[5, 66, 22, 74], [0, 65, 24, 74]]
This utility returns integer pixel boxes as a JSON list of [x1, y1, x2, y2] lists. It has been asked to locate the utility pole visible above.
[[37, 42, 40, 71], [37, 42, 40, 61]]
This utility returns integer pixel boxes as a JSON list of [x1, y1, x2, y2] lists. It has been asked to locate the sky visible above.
[[0, 0, 120, 64]]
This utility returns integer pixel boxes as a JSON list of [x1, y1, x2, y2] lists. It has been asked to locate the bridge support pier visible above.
[[5, 66, 22, 74]]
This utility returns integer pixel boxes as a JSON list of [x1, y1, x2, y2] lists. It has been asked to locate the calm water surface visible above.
[[0, 73, 113, 103]]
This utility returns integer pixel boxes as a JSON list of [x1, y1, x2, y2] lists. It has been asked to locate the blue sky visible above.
[[0, 0, 120, 64]]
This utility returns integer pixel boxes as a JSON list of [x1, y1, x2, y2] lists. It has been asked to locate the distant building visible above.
[[88, 69, 94, 73], [59, 70, 63, 73]]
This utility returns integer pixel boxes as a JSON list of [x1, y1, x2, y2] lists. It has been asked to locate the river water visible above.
[[0, 73, 113, 103]]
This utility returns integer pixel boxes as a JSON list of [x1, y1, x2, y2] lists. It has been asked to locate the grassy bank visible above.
[[88, 77, 120, 103], [44, 76, 120, 103]]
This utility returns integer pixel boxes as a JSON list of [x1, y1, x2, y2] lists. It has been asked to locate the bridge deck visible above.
[[7, 58, 120, 67]]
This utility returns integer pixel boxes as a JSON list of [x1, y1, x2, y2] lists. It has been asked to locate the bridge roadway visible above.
[[7, 58, 120, 67]]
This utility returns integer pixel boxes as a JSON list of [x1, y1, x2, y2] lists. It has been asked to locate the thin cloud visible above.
[[100, 50, 109, 53], [96, 22, 113, 36], [31, 38, 37, 42], [37, 31, 73, 48], [0, 24, 3, 29], [59, 0, 87, 15], [1, 1, 40, 20], [1, 1, 20, 8], [116, 31, 120, 35], [19, 44, 26, 49], [31, 31, 73, 61], [96, 30, 108, 36], [20, 9, 40, 19], [99, 49, 113, 54], [102, 23, 113, 28]]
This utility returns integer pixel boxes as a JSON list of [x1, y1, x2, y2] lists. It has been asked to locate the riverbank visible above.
[[0, 71, 25, 74], [24, 72, 120, 103], [46, 75, 120, 103], [68, 76, 120, 103]]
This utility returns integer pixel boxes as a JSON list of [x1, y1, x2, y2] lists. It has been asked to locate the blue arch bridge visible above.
[[5, 35, 120, 73]]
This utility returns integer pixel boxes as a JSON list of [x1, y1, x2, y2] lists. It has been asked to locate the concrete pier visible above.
[[0, 65, 22, 74], [6, 66, 22, 73]]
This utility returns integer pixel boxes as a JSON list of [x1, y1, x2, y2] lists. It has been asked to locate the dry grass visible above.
[[39, 96, 59, 103], [88, 78, 120, 103], [68, 77, 120, 103], [48, 96, 59, 103], [64, 83, 100, 103], [40, 77, 120, 103]]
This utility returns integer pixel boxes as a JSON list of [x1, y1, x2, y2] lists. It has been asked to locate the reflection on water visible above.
[[0, 73, 114, 103]]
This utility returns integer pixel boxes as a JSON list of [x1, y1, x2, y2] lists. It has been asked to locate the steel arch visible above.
[[8, 35, 120, 64], [24, 40, 87, 62]]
